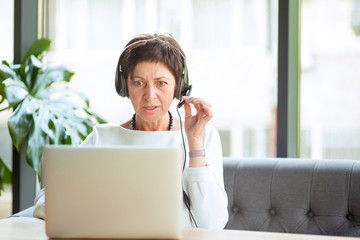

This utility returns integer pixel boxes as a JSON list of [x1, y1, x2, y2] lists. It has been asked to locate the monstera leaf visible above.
[[0, 38, 106, 194], [0, 156, 11, 194]]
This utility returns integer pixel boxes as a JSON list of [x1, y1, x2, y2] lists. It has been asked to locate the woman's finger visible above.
[[183, 102, 192, 118], [196, 105, 212, 121], [202, 105, 213, 120], [183, 97, 212, 108], [182, 97, 212, 117]]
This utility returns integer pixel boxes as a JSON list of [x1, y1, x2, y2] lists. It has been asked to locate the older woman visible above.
[[34, 34, 228, 229]]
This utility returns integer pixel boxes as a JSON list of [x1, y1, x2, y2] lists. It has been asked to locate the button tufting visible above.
[[269, 209, 276, 216], [232, 206, 240, 213], [347, 214, 354, 221], [307, 211, 314, 218]]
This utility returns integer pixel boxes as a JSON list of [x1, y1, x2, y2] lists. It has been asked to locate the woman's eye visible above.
[[133, 81, 143, 86], [157, 81, 167, 87]]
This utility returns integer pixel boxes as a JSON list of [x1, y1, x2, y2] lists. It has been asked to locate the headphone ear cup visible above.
[[175, 74, 184, 100], [119, 71, 128, 97], [115, 68, 121, 95], [115, 64, 129, 97]]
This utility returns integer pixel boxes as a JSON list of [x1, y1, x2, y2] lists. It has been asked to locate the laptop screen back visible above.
[[43, 145, 182, 239]]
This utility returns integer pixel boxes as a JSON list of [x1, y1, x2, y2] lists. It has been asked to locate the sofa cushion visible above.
[[223, 157, 360, 235]]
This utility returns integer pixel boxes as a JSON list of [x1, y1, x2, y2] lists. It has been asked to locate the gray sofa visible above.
[[223, 157, 360, 236], [12, 157, 360, 236]]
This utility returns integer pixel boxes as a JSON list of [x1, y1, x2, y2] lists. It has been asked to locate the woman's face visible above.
[[127, 61, 176, 124]]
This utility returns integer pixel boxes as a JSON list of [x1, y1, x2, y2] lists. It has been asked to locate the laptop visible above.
[[43, 145, 183, 239]]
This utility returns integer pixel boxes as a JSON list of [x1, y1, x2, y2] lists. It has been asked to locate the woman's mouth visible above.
[[143, 106, 158, 113]]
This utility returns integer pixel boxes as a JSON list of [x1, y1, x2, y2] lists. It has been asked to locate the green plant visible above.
[[0, 156, 11, 195], [0, 38, 106, 195]]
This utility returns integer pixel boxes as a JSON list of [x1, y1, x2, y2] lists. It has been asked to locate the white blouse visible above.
[[34, 123, 228, 229]]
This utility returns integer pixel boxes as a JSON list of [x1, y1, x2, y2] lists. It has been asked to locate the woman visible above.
[[34, 34, 228, 229]]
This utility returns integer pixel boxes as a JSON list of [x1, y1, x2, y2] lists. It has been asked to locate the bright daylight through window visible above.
[[300, 0, 360, 160], [43, 0, 279, 158]]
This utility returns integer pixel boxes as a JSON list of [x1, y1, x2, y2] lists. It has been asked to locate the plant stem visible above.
[[0, 106, 11, 112]]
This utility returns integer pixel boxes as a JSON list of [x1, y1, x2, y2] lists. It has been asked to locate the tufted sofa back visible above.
[[223, 157, 360, 235]]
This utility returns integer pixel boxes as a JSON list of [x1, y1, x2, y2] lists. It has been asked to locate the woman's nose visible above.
[[144, 84, 156, 101]]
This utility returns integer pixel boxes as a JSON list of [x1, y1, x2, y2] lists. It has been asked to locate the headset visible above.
[[115, 38, 192, 106], [114, 37, 197, 227]]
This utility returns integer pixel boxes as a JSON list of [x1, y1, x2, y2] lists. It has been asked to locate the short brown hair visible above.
[[119, 34, 186, 87]]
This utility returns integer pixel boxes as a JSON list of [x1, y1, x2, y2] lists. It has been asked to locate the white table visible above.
[[0, 217, 357, 240]]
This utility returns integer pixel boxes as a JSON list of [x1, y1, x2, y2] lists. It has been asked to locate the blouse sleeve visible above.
[[184, 125, 229, 229], [80, 130, 95, 146], [33, 188, 45, 219]]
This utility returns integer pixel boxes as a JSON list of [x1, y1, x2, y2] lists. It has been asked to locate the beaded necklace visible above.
[[132, 111, 173, 131]]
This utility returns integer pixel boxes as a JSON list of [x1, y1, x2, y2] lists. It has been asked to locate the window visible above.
[[300, 0, 360, 159], [44, 0, 278, 157]]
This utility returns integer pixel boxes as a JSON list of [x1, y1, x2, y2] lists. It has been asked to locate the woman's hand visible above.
[[182, 96, 213, 151]]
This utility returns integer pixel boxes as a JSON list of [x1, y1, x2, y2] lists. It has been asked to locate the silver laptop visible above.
[[43, 145, 182, 239]]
